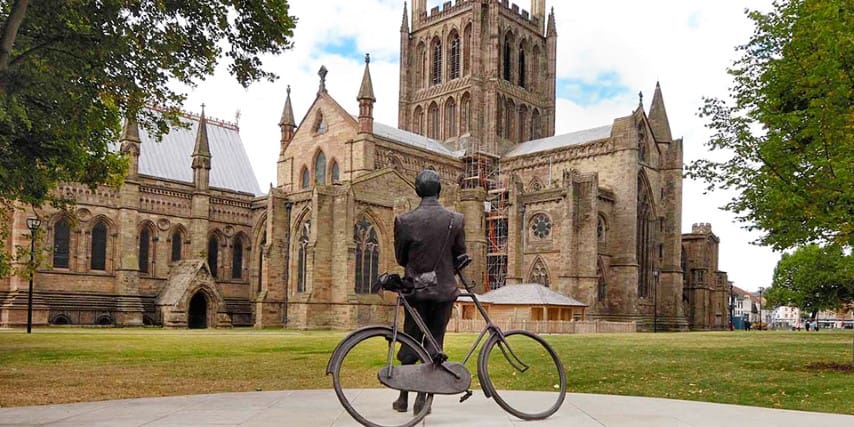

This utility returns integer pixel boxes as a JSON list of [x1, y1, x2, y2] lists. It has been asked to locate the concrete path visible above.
[[0, 390, 852, 427]]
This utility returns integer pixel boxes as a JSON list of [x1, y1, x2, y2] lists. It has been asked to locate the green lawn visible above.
[[0, 329, 851, 414]]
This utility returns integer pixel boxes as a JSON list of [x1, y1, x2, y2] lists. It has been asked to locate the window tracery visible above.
[[90, 221, 108, 271], [53, 218, 70, 268], [354, 218, 380, 295], [297, 220, 311, 293], [529, 257, 550, 287], [530, 213, 552, 239]]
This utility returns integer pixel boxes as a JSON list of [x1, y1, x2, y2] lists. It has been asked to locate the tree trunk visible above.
[[0, 0, 30, 73]]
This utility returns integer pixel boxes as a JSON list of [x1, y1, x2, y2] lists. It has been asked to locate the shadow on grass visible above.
[[807, 362, 854, 372]]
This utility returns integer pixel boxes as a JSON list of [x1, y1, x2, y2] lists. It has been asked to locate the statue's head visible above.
[[415, 169, 441, 198]]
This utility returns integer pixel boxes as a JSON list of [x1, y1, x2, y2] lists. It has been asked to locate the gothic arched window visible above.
[[518, 106, 528, 142], [449, 32, 460, 80], [529, 258, 550, 287], [431, 37, 442, 85], [314, 112, 327, 134], [530, 213, 552, 239], [314, 151, 327, 185], [637, 175, 655, 298], [463, 24, 472, 76], [90, 221, 107, 271], [428, 103, 440, 139], [532, 45, 541, 92], [503, 38, 512, 81], [460, 93, 471, 134], [532, 109, 542, 140], [297, 221, 311, 293], [445, 98, 457, 138], [53, 218, 70, 269], [354, 218, 380, 294], [331, 160, 340, 183], [171, 230, 183, 262], [232, 239, 244, 279], [598, 215, 608, 243], [413, 105, 424, 135], [207, 235, 219, 278], [518, 43, 527, 88], [138, 226, 152, 274], [301, 167, 310, 190], [416, 42, 426, 89]]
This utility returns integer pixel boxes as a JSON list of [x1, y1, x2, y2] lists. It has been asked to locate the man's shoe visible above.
[[413, 393, 431, 415], [392, 397, 408, 413]]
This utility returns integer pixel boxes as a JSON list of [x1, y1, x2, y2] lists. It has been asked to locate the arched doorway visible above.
[[188, 292, 208, 329]]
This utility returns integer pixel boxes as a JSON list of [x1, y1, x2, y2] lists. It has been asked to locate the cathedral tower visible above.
[[398, 0, 557, 155]]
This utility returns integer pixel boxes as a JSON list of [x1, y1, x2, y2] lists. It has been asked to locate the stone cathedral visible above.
[[1, 0, 729, 331]]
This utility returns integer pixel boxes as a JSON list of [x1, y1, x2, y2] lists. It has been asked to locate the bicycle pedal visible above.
[[459, 390, 473, 403]]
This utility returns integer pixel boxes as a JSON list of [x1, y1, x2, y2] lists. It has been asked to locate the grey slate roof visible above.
[[372, 121, 465, 158], [467, 283, 587, 307], [137, 117, 263, 195], [503, 124, 613, 158]]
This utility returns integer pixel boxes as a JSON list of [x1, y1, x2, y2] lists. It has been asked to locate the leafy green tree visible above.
[[0, 0, 296, 277], [687, 0, 853, 250], [765, 244, 854, 317]]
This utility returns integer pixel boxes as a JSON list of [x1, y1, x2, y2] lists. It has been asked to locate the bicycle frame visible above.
[[385, 270, 531, 378]]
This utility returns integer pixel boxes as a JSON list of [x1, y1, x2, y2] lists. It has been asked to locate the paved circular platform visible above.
[[0, 390, 851, 426]]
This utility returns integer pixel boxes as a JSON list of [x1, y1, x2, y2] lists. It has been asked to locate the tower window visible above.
[[208, 235, 219, 278], [519, 45, 526, 88], [431, 38, 442, 85], [445, 98, 457, 138], [503, 40, 512, 81], [449, 33, 460, 80]]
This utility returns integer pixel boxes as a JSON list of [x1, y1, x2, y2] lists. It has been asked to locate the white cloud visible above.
[[181, 0, 780, 291]]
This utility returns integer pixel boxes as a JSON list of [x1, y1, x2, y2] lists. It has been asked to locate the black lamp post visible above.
[[25, 216, 41, 334], [652, 270, 659, 333], [758, 286, 765, 331]]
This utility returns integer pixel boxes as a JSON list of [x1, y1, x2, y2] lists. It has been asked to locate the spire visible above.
[[192, 105, 212, 190], [358, 54, 376, 102], [121, 117, 140, 144], [193, 105, 211, 159], [120, 117, 141, 177], [547, 7, 557, 37], [401, 2, 409, 33], [279, 85, 295, 128], [358, 54, 375, 134], [648, 82, 673, 141], [279, 85, 296, 147]]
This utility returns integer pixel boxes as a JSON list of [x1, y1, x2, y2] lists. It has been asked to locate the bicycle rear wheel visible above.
[[329, 327, 434, 427], [477, 330, 566, 420]]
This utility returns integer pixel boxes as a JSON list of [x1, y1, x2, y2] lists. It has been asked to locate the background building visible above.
[[2, 0, 726, 331]]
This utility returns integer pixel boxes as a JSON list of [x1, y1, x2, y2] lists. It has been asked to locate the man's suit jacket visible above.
[[394, 197, 467, 302]]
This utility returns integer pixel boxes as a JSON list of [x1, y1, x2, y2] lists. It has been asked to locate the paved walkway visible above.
[[0, 390, 852, 427]]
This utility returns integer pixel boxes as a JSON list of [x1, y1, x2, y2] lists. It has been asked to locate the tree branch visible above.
[[0, 0, 30, 73], [7, 37, 62, 68]]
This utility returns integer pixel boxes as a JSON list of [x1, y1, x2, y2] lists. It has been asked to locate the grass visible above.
[[0, 328, 852, 414]]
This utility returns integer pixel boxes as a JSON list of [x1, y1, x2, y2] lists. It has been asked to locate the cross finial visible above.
[[201, 103, 206, 116], [638, 91, 643, 106], [318, 65, 328, 94], [287, 84, 291, 95], [365, 53, 371, 64]]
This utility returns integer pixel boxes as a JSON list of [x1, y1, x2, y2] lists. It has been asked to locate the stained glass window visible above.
[[530, 213, 552, 239], [354, 219, 380, 294], [53, 219, 70, 268], [90, 221, 107, 271]]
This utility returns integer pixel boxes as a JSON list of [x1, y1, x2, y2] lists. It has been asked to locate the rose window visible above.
[[530, 214, 552, 239]]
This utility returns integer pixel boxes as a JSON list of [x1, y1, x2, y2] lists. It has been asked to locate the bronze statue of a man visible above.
[[392, 169, 467, 414]]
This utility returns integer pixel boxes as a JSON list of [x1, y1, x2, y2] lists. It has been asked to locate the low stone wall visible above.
[[448, 318, 637, 334]]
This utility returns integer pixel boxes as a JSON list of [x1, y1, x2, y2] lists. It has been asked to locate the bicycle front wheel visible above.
[[329, 327, 434, 427], [477, 330, 567, 420]]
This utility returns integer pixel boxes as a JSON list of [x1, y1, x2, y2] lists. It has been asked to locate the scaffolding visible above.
[[463, 153, 508, 292]]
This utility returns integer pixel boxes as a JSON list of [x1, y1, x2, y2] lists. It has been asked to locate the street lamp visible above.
[[652, 270, 659, 333], [25, 216, 41, 334], [758, 286, 765, 331]]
